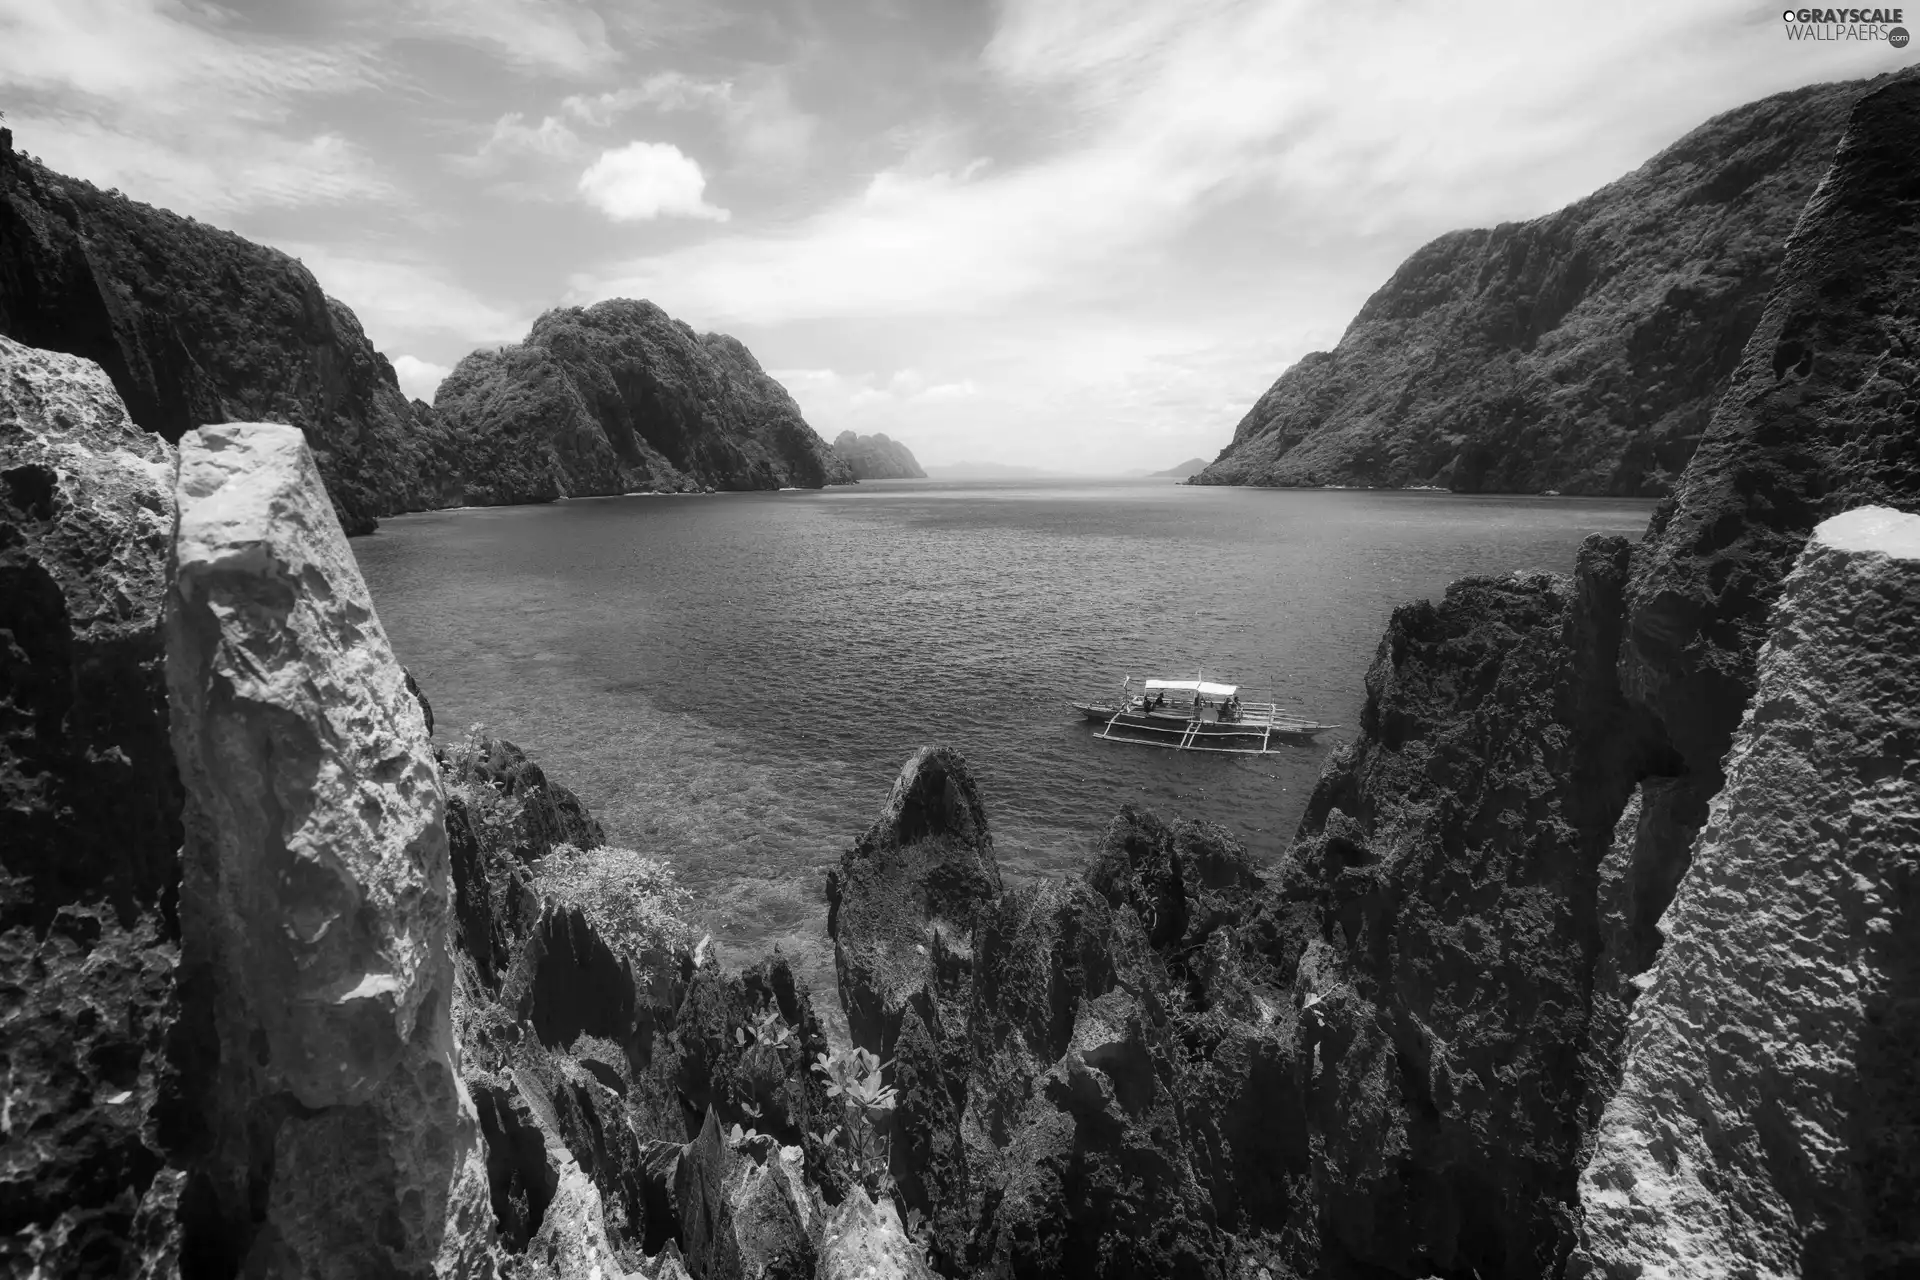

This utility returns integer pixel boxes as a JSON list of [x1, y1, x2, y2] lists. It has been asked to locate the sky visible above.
[[0, 1, 1909, 472]]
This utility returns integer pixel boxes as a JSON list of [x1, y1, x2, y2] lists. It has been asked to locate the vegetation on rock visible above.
[[433, 299, 856, 504], [1194, 77, 1870, 495], [832, 431, 927, 480]]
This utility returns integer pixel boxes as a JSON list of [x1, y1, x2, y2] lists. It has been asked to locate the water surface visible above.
[[356, 480, 1655, 996]]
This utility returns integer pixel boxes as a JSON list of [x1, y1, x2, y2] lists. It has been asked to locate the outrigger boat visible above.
[[1071, 675, 1336, 755]]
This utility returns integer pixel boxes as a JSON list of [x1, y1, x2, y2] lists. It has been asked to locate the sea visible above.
[[355, 479, 1657, 1009]]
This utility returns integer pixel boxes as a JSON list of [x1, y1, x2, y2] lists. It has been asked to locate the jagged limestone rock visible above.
[[0, 336, 182, 1276], [1575, 506, 1920, 1278], [164, 421, 496, 1276]]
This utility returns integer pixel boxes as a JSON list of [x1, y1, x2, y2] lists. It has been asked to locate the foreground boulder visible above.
[[165, 422, 495, 1275], [1576, 507, 1920, 1277], [0, 337, 182, 1276]]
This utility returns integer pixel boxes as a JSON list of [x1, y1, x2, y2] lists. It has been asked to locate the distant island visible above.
[[1151, 457, 1209, 479], [832, 430, 926, 479]]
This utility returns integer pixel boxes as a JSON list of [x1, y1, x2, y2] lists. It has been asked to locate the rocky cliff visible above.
[[832, 432, 927, 480], [0, 336, 183, 1278], [433, 300, 856, 502], [1193, 77, 1868, 495], [1576, 507, 1920, 1278], [0, 130, 461, 535]]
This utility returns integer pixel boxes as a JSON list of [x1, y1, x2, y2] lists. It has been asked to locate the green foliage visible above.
[[812, 1046, 897, 1189], [532, 842, 695, 960], [443, 722, 525, 847]]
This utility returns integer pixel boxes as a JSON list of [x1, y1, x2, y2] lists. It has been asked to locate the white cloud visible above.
[[283, 242, 529, 353], [448, 111, 584, 175], [572, 0, 1901, 329], [392, 355, 453, 402], [578, 141, 729, 221], [394, 0, 619, 76], [563, 69, 816, 172], [0, 0, 393, 217]]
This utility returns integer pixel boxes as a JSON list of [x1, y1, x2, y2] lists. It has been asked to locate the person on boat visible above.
[[1152, 691, 1166, 711], [1220, 697, 1236, 723]]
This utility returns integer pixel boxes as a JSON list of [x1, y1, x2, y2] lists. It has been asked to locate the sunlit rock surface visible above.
[[0, 336, 182, 1276], [1575, 507, 1920, 1278], [164, 421, 495, 1276]]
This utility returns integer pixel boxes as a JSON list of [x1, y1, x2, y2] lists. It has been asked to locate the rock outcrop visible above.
[[1194, 77, 1867, 495], [0, 337, 183, 1277], [831, 432, 926, 480], [433, 300, 854, 503], [164, 422, 495, 1275], [1576, 506, 1920, 1277], [0, 134, 462, 534]]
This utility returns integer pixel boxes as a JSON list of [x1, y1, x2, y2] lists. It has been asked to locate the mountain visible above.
[[1151, 457, 1208, 478], [433, 299, 855, 503], [0, 127, 461, 534], [832, 430, 926, 478], [1194, 77, 1871, 496]]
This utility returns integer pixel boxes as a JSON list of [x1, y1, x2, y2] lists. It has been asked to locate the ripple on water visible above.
[[356, 480, 1656, 1013]]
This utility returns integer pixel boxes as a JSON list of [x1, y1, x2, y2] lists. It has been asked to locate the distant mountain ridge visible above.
[[1194, 77, 1873, 496], [1152, 457, 1208, 478], [832, 430, 926, 478]]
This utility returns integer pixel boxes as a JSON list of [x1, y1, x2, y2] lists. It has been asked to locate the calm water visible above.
[[355, 480, 1654, 1001]]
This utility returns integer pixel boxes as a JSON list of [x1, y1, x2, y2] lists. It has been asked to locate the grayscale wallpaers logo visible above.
[[1780, 7, 1912, 42]]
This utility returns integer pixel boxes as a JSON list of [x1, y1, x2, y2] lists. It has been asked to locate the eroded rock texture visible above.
[[831, 432, 926, 480], [164, 422, 494, 1276], [1194, 77, 1866, 495], [0, 337, 182, 1276], [432, 300, 854, 504], [0, 133, 461, 534], [1576, 507, 1920, 1278], [830, 750, 1316, 1278], [1276, 542, 1677, 1278]]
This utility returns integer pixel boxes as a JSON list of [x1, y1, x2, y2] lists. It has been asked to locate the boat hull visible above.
[[1071, 701, 1335, 747]]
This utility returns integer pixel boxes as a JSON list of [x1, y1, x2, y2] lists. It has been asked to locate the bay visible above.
[[355, 479, 1656, 1001]]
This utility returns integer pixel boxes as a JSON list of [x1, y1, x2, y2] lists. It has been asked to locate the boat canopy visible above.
[[1142, 679, 1238, 697]]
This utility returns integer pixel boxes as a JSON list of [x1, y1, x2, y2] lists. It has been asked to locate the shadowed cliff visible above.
[[833, 432, 928, 480], [1194, 76, 1869, 496], [0, 129, 463, 535]]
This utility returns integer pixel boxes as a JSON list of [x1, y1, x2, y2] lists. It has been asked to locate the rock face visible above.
[[433, 300, 854, 503], [0, 337, 183, 1276], [0, 135, 461, 534], [1194, 77, 1866, 495], [831, 432, 926, 480], [830, 752, 1313, 1278], [1576, 507, 1920, 1277], [164, 422, 494, 1276]]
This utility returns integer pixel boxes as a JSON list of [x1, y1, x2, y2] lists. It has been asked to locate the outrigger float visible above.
[[1070, 675, 1336, 755]]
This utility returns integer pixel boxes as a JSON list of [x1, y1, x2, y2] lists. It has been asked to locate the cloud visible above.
[[578, 142, 730, 221], [562, 69, 817, 172], [571, 0, 1877, 329], [448, 111, 585, 175], [392, 354, 454, 402], [283, 242, 530, 353], [0, 0, 396, 217], [393, 0, 620, 76]]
